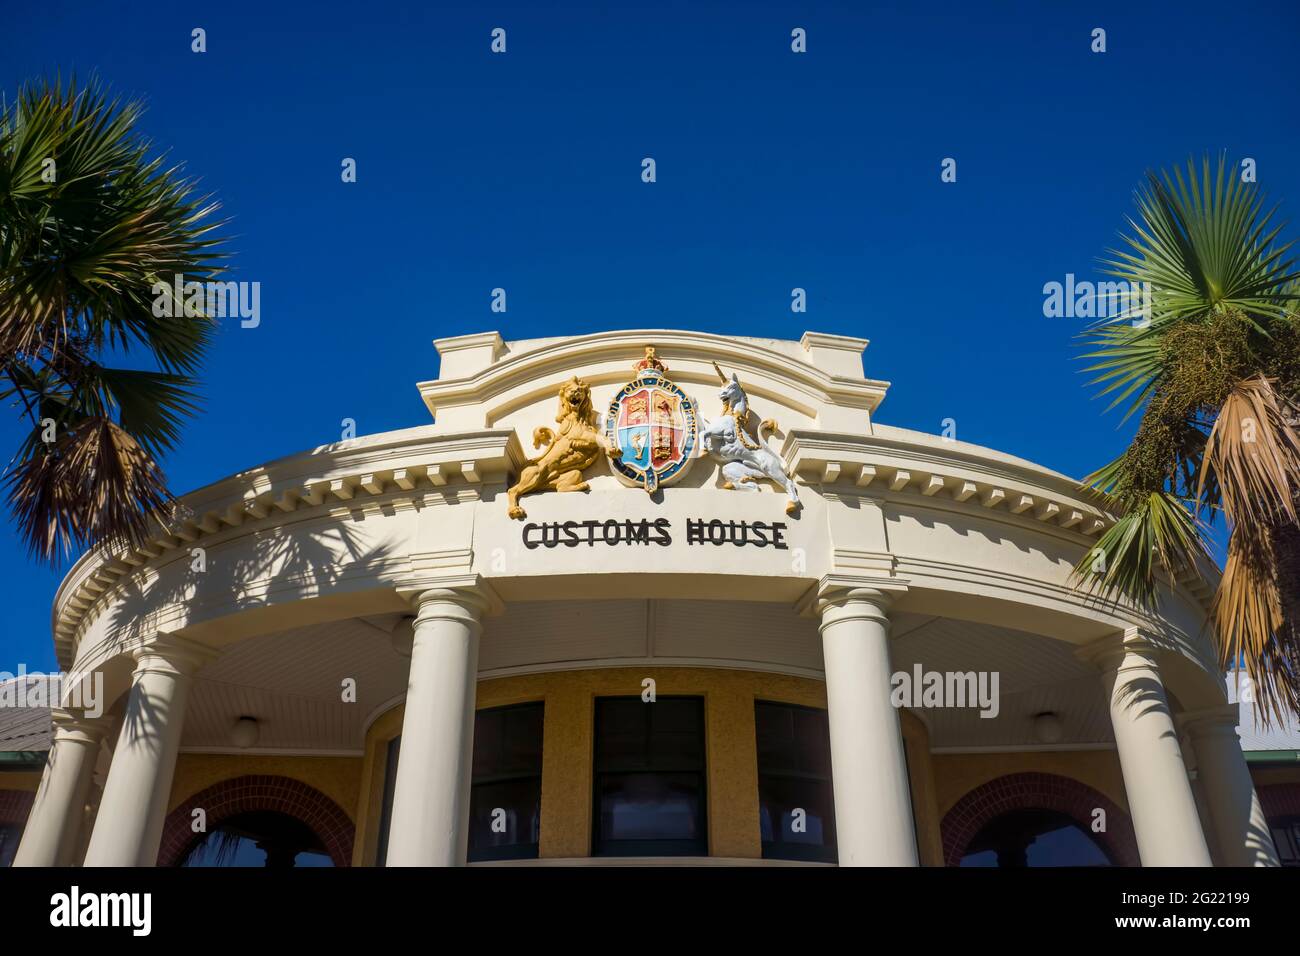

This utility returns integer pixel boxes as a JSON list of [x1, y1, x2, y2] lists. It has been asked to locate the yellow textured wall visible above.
[[167, 753, 362, 821], [900, 713, 943, 866], [353, 705, 405, 866], [931, 750, 1130, 822], [0, 771, 42, 794], [357, 667, 946, 865]]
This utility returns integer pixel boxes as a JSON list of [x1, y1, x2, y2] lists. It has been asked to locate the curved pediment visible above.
[[417, 329, 890, 437]]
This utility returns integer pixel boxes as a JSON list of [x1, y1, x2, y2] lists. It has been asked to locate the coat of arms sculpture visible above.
[[700, 362, 801, 515], [606, 348, 699, 494], [506, 376, 622, 519]]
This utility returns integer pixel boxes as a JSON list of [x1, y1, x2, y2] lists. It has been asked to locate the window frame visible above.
[[374, 701, 546, 865], [467, 701, 545, 863], [375, 735, 401, 866], [591, 695, 709, 857], [1269, 816, 1300, 866], [754, 699, 838, 863]]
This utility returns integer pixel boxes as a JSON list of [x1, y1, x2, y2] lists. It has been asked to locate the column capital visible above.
[[801, 573, 907, 618], [396, 573, 502, 617], [128, 632, 219, 679], [1177, 705, 1241, 737], [49, 708, 110, 746], [1075, 627, 1172, 675]]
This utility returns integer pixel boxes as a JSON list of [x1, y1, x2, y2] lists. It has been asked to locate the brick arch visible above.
[[0, 789, 35, 829], [941, 772, 1140, 867], [158, 775, 354, 867]]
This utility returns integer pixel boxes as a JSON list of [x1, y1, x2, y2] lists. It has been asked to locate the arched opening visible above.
[[957, 807, 1114, 866], [179, 810, 335, 867], [158, 775, 354, 867], [941, 772, 1139, 867]]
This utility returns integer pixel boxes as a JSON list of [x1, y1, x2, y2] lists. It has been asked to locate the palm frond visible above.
[[1215, 525, 1300, 728], [1071, 490, 1209, 606], [1199, 375, 1300, 529], [1099, 153, 1300, 328], [5, 416, 172, 561], [0, 76, 226, 562]]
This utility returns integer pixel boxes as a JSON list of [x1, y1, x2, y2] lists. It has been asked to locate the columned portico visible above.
[[12, 710, 107, 867], [1085, 632, 1212, 866], [83, 634, 216, 867], [385, 584, 490, 866], [818, 584, 918, 866], [1182, 708, 1279, 866], [23, 328, 1272, 871]]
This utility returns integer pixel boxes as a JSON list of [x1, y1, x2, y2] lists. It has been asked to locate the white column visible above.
[[83, 635, 214, 867], [819, 586, 918, 866], [1092, 634, 1212, 866], [12, 710, 107, 866], [386, 587, 487, 866], [1184, 709, 1279, 866]]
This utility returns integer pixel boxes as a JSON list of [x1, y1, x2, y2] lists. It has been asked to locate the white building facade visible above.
[[8, 329, 1282, 867]]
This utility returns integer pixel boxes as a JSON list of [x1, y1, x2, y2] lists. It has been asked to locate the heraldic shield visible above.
[[606, 348, 699, 493]]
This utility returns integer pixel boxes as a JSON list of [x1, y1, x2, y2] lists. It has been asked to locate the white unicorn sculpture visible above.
[[700, 362, 801, 515]]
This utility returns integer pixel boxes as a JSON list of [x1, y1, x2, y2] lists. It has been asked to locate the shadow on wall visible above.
[[87, 512, 402, 750]]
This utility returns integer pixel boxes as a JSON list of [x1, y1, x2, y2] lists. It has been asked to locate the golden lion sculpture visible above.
[[507, 376, 621, 519]]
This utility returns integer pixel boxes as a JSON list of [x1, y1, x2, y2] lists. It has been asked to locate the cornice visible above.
[[51, 428, 524, 670], [785, 429, 1217, 614], [784, 427, 1116, 534]]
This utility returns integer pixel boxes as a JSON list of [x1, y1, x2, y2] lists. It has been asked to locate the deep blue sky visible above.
[[3, 0, 1298, 671]]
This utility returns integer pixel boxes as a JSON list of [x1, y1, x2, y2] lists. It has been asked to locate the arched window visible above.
[[941, 772, 1139, 866], [957, 808, 1114, 866], [180, 810, 334, 867], [158, 775, 354, 867]]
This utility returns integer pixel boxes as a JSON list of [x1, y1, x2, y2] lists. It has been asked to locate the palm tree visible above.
[[1076, 153, 1300, 725], [0, 77, 225, 563]]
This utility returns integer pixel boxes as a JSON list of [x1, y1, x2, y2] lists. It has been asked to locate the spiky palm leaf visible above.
[[0, 77, 226, 561], [1199, 378, 1300, 724], [1103, 155, 1300, 330], [1198, 377, 1300, 528], [1075, 154, 1300, 724], [1077, 490, 1210, 606]]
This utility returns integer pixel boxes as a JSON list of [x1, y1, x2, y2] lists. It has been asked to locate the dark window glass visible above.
[[755, 701, 837, 862], [468, 702, 544, 862], [592, 696, 707, 856], [375, 735, 401, 866], [1270, 816, 1300, 866], [957, 809, 1114, 867], [0, 823, 20, 868], [375, 702, 544, 865]]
